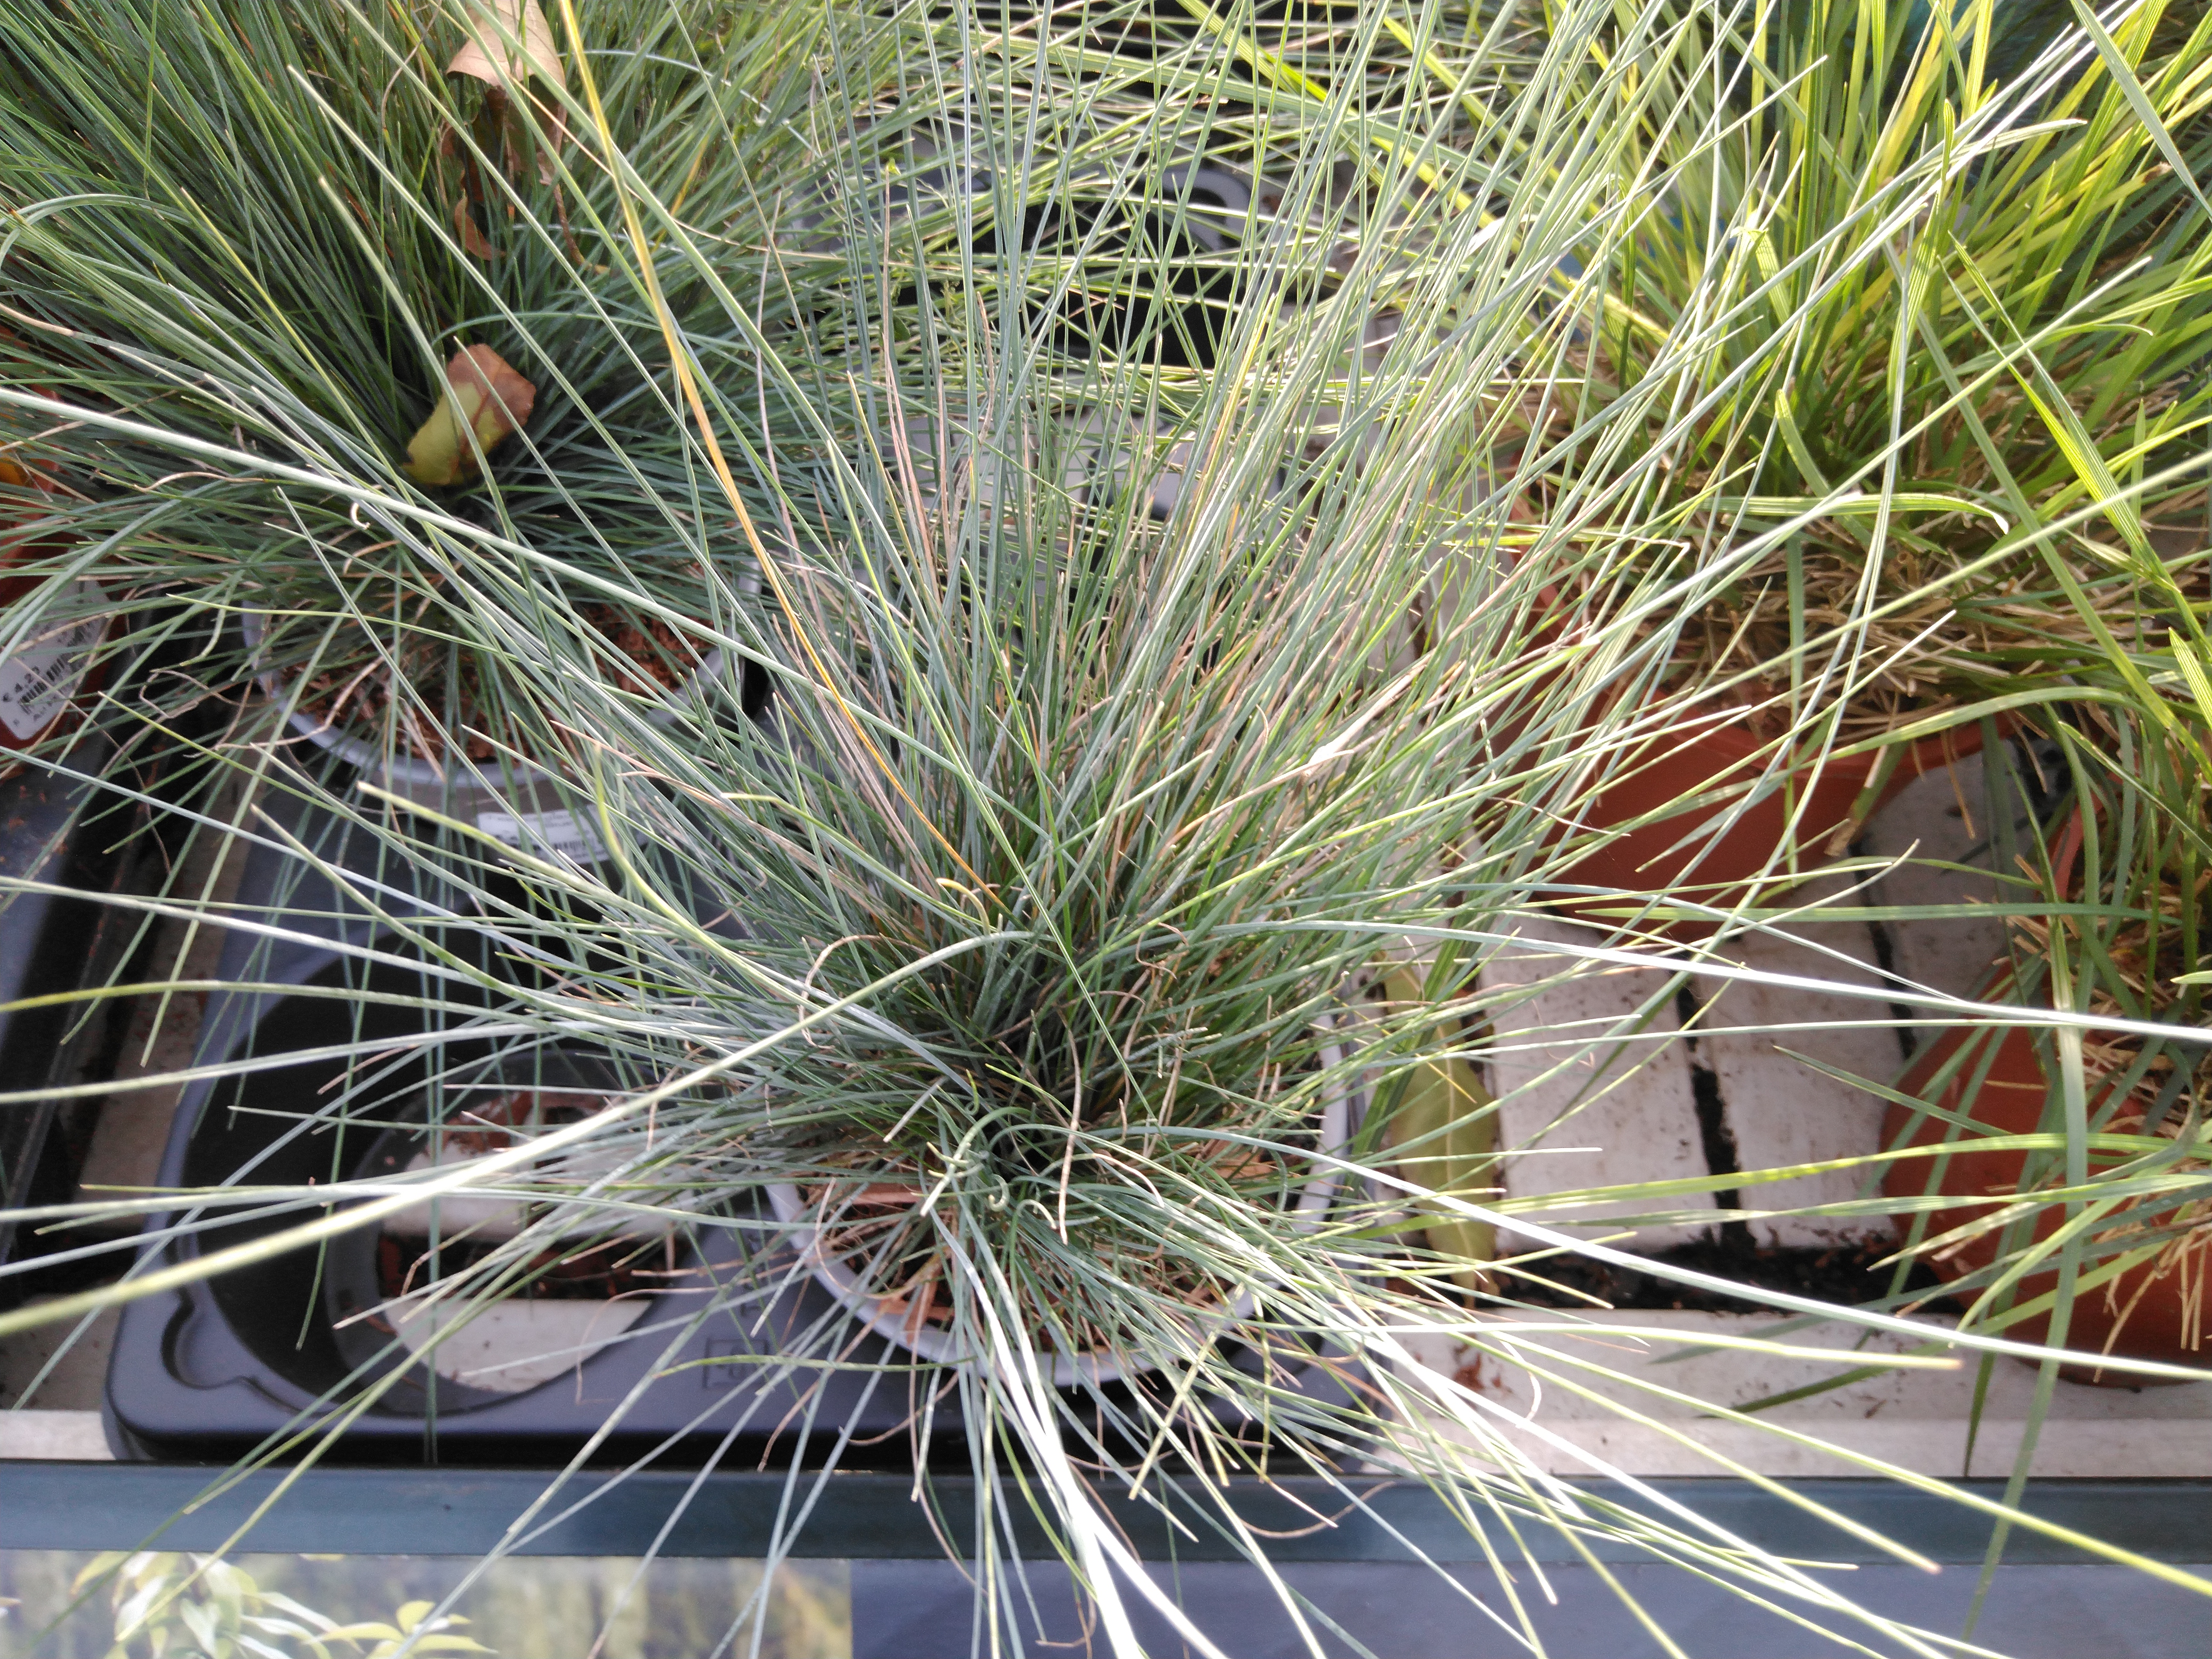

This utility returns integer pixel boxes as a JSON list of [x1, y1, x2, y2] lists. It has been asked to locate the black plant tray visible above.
[[100, 786, 932, 1465], [103, 789, 1356, 1466], [0, 740, 160, 1306]]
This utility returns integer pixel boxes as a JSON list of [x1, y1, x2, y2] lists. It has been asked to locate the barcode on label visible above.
[[0, 589, 105, 742], [476, 807, 609, 865]]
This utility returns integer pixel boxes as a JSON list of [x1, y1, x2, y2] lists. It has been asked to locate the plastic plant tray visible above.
[[0, 739, 158, 1305], [102, 784, 1354, 1464]]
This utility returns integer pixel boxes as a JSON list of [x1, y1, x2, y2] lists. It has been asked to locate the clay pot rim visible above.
[[1896, 802, 2202, 1133]]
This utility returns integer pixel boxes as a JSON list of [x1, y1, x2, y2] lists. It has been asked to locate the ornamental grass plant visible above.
[[1499, 0, 2212, 927], [1, 0, 2211, 1655], [0, 0, 831, 788]]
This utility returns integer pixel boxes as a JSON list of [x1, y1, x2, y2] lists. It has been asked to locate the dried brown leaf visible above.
[[446, 0, 563, 88], [445, 0, 568, 199], [450, 190, 497, 261]]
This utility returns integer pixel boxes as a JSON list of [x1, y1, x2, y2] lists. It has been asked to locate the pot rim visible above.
[[239, 605, 729, 790], [766, 1041, 1355, 1389]]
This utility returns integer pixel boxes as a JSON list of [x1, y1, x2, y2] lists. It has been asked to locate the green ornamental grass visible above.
[[1, 0, 2210, 1655]]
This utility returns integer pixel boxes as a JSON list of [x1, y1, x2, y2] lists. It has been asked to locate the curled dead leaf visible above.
[[440, 0, 568, 233], [446, 0, 563, 89], [451, 185, 497, 261], [403, 345, 536, 488]]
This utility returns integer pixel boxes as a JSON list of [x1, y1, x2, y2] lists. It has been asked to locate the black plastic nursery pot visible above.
[[1003, 162, 1250, 372], [0, 467, 132, 1225], [89, 775, 903, 1464], [0, 595, 267, 1304]]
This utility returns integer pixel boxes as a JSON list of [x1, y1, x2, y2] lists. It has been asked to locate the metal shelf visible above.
[[4, 1465, 2206, 1658]]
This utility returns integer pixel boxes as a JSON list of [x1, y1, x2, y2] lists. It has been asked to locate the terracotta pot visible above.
[[0, 457, 108, 772], [1549, 717, 1987, 935], [1881, 1010, 2208, 1376], [1490, 577, 1992, 932], [1883, 809, 2208, 1373]]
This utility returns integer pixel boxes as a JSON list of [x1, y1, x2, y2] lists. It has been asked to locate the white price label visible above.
[[476, 807, 609, 866], [0, 584, 105, 742]]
